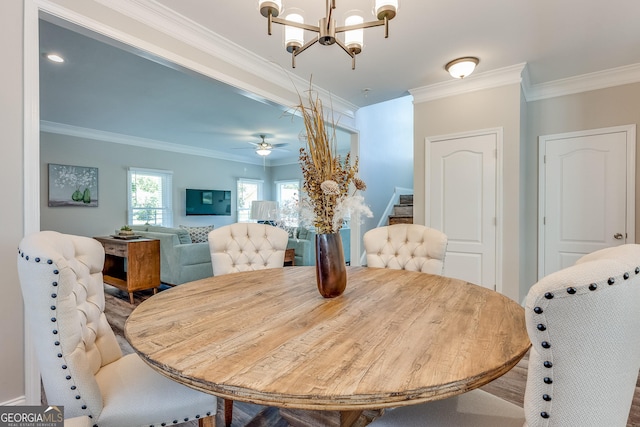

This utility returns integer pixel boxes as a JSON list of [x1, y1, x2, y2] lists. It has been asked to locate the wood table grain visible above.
[[125, 266, 530, 427]]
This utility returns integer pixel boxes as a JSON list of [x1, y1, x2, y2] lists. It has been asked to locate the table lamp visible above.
[[250, 200, 279, 225]]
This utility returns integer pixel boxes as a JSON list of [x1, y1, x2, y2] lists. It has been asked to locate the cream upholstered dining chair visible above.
[[208, 222, 289, 275], [363, 224, 448, 274], [65, 416, 90, 427], [368, 244, 640, 427], [208, 222, 289, 426], [17, 231, 217, 427]]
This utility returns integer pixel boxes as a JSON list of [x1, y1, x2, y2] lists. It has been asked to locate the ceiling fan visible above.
[[248, 135, 288, 157]]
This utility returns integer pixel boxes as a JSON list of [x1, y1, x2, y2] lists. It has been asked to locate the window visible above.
[[237, 178, 263, 222], [275, 180, 300, 227], [127, 167, 173, 226]]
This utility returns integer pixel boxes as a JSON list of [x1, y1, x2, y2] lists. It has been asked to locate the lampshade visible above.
[[258, 0, 281, 18], [445, 57, 479, 79], [284, 13, 304, 53], [256, 148, 271, 156], [344, 14, 364, 53], [250, 200, 279, 221], [375, 0, 398, 20]]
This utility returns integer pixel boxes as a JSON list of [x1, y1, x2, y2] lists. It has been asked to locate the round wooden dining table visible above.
[[125, 266, 530, 427]]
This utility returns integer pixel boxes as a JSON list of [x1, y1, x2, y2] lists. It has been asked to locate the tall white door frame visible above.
[[425, 127, 504, 293], [538, 125, 636, 279]]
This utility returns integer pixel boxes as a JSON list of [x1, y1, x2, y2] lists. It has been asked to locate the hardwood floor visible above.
[[104, 285, 640, 426]]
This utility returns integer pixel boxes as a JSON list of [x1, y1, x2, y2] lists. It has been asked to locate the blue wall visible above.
[[356, 95, 414, 252]]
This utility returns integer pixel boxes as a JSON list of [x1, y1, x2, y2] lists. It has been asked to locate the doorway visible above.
[[426, 128, 503, 291], [25, 2, 362, 405], [538, 125, 636, 278]]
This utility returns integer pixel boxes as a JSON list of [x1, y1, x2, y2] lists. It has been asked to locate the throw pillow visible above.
[[147, 226, 192, 244], [179, 225, 214, 243]]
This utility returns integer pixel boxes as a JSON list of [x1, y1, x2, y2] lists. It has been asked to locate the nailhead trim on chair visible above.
[[19, 246, 214, 427], [17, 249, 91, 418], [531, 265, 640, 420]]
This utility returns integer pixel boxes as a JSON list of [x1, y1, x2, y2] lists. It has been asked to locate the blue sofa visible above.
[[287, 227, 351, 266], [128, 225, 213, 285]]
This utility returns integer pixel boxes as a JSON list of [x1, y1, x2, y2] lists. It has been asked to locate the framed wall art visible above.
[[48, 163, 98, 207]]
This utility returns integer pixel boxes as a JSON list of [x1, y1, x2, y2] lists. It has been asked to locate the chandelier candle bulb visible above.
[[344, 14, 364, 54], [284, 13, 305, 52]]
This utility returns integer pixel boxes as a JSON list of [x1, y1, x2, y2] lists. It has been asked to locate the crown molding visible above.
[[92, 0, 358, 122], [40, 121, 279, 166], [524, 63, 640, 101], [410, 63, 527, 104], [411, 60, 640, 104]]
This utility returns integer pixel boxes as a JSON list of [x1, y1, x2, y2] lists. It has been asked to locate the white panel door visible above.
[[428, 131, 498, 290], [539, 126, 635, 277]]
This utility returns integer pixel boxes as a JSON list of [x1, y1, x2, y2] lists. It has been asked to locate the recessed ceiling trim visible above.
[[410, 63, 527, 104], [93, 0, 359, 124], [40, 121, 268, 166]]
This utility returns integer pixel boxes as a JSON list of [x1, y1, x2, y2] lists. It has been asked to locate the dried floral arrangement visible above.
[[296, 84, 372, 234]]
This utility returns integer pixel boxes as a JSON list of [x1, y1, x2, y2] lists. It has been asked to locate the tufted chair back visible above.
[[208, 223, 289, 275], [18, 231, 217, 426], [363, 224, 448, 274], [208, 222, 289, 426], [523, 243, 640, 426], [17, 231, 120, 418], [367, 244, 640, 427]]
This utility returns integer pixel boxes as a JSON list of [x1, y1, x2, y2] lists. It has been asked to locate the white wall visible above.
[[270, 162, 302, 196], [526, 82, 640, 243], [413, 84, 524, 302], [0, 0, 26, 405]]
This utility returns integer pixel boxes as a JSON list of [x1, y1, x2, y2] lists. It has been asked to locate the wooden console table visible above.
[[94, 236, 161, 304], [284, 248, 295, 266]]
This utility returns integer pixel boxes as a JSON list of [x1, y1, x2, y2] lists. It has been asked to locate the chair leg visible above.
[[224, 399, 233, 427], [198, 415, 216, 427]]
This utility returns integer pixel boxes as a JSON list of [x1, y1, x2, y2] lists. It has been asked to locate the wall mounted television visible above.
[[186, 189, 231, 216]]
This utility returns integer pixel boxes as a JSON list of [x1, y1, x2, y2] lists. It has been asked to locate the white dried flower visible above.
[[320, 180, 341, 195], [331, 195, 373, 233]]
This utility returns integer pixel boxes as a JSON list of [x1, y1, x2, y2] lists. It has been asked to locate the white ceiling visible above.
[[39, 0, 640, 165]]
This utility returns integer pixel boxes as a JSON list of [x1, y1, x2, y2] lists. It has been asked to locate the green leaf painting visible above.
[[48, 164, 98, 207]]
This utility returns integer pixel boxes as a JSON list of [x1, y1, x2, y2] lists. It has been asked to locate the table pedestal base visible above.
[[279, 408, 384, 427]]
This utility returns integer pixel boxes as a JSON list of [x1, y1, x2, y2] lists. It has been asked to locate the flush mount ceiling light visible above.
[[258, 0, 398, 70], [45, 53, 65, 63], [445, 57, 479, 79]]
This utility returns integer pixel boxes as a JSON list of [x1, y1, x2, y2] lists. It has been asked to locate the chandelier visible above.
[[258, 0, 398, 70]]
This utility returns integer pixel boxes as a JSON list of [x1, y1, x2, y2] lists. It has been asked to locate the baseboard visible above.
[[1, 395, 27, 406]]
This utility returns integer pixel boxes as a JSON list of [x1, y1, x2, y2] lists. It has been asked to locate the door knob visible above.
[[614, 233, 624, 240]]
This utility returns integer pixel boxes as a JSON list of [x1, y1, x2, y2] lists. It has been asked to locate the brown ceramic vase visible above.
[[315, 233, 347, 298]]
